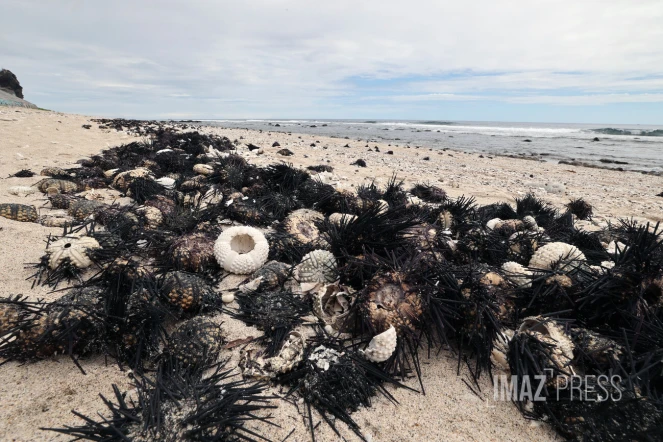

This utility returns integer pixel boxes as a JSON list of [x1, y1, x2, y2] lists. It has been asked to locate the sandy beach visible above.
[[2, 107, 663, 441]]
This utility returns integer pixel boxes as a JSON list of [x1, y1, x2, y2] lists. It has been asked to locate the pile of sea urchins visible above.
[[2, 122, 663, 441]]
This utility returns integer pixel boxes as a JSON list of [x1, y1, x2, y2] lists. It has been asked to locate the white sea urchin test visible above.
[[214, 226, 269, 274]]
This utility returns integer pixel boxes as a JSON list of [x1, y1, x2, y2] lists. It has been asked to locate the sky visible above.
[[2, 0, 662, 123]]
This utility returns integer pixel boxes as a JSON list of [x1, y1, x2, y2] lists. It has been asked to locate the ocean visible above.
[[199, 119, 663, 173]]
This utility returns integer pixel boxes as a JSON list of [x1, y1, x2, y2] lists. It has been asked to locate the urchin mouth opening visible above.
[[230, 234, 256, 254], [64, 243, 72, 249]]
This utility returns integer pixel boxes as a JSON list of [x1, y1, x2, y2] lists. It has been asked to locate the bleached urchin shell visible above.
[[362, 326, 397, 363], [297, 250, 337, 285], [528, 242, 585, 271], [8, 186, 36, 197], [46, 234, 101, 269], [517, 316, 575, 371], [501, 261, 533, 288], [486, 218, 503, 230], [214, 226, 269, 274]]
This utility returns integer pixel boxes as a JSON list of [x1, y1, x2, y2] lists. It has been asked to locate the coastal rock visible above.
[[0, 69, 23, 98]]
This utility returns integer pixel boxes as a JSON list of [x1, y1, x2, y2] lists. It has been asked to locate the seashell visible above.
[[491, 329, 515, 372], [361, 326, 397, 362], [68, 199, 106, 220], [365, 271, 423, 333], [312, 282, 356, 331], [297, 250, 337, 290], [155, 177, 176, 189], [170, 232, 216, 273], [501, 261, 533, 288], [282, 208, 325, 245], [103, 168, 119, 178], [111, 167, 153, 192], [528, 242, 585, 272], [193, 163, 214, 175], [35, 178, 78, 194], [214, 226, 269, 274], [0, 203, 38, 222], [438, 210, 453, 230], [328, 212, 357, 225], [46, 234, 101, 269], [8, 186, 36, 197]]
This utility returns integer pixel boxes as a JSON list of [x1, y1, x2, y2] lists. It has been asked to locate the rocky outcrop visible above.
[[0, 69, 24, 98]]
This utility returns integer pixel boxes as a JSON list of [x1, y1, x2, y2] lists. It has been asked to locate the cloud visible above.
[[1, 0, 662, 121]]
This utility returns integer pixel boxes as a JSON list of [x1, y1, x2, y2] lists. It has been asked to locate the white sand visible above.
[[4, 107, 661, 441]]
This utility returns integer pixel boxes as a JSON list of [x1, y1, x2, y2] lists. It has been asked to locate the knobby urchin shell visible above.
[[8, 186, 36, 197], [161, 271, 216, 312], [67, 200, 106, 221], [501, 261, 533, 288], [364, 272, 423, 333], [170, 232, 216, 273], [361, 325, 397, 362], [297, 250, 337, 289], [39, 213, 75, 227], [40, 166, 68, 177], [46, 234, 101, 269], [0, 203, 38, 222], [528, 242, 586, 271], [36, 178, 78, 194], [282, 208, 325, 245], [164, 317, 223, 370], [111, 167, 153, 192], [214, 226, 269, 274]]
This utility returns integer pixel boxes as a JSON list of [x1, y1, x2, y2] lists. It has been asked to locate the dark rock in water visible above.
[[344, 144, 350, 148], [0, 69, 23, 98], [247, 143, 261, 151], [523, 139, 532, 142], [310, 125, 317, 128], [274, 123, 280, 127], [277, 148, 294, 156], [600, 159, 629, 165], [422, 156, 430, 161], [272, 141, 280, 147], [351, 159, 367, 167], [310, 143, 316, 147], [479, 155, 484, 158], [386, 150, 394, 155], [82, 124, 91, 129], [592, 137, 600, 141], [322, 123, 328, 126]]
